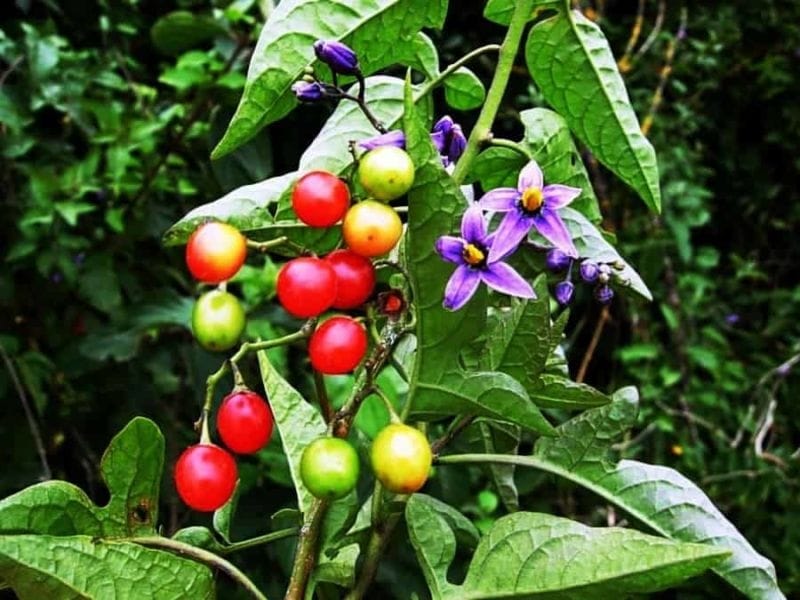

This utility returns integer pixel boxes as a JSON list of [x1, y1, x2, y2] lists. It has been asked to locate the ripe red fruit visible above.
[[292, 171, 351, 227], [174, 444, 237, 512], [276, 257, 338, 318], [324, 249, 376, 309], [186, 222, 247, 283], [216, 390, 274, 454], [309, 316, 368, 374]]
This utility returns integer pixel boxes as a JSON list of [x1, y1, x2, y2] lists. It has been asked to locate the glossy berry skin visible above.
[[276, 257, 338, 318], [174, 444, 237, 512], [300, 437, 360, 500], [292, 171, 351, 227], [324, 249, 376, 309], [192, 290, 246, 352], [309, 316, 368, 374], [342, 201, 403, 257], [186, 222, 247, 284], [217, 390, 274, 454], [358, 146, 415, 201], [371, 423, 431, 494]]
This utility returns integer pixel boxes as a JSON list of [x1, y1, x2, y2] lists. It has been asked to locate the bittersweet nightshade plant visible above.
[[435, 204, 535, 311], [479, 159, 580, 262], [313, 39, 360, 75]]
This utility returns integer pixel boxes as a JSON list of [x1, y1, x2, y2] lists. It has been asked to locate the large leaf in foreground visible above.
[[0, 535, 213, 600], [401, 80, 553, 435], [532, 388, 785, 600], [212, 0, 447, 157], [526, 10, 661, 212]]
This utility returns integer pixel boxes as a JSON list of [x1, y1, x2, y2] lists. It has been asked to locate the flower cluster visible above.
[[436, 159, 583, 311], [544, 248, 620, 307]]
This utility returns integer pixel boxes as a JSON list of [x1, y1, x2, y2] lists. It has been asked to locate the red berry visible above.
[[276, 257, 338, 318], [292, 171, 351, 227], [216, 390, 274, 454], [309, 316, 368, 374], [324, 249, 376, 309], [174, 444, 237, 512], [186, 222, 247, 283]]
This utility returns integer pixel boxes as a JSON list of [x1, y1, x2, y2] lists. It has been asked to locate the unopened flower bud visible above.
[[598, 272, 610, 285], [313, 39, 360, 75], [579, 261, 599, 283], [546, 249, 572, 272], [554, 281, 574, 306], [292, 81, 325, 102], [594, 284, 614, 305]]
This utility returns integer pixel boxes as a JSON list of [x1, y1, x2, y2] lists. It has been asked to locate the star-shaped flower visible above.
[[435, 204, 535, 311], [479, 160, 580, 262]]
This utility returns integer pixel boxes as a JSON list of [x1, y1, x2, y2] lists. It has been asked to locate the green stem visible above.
[[416, 44, 501, 103], [344, 510, 402, 600], [284, 499, 329, 600], [129, 537, 268, 600], [221, 527, 299, 555], [485, 137, 533, 160], [451, 0, 534, 185]]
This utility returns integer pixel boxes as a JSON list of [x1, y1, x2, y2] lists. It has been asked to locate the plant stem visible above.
[[129, 537, 267, 600], [314, 370, 334, 422], [485, 137, 533, 160], [344, 510, 402, 600], [284, 498, 329, 600], [416, 44, 502, 102], [451, 0, 534, 185], [430, 414, 477, 455], [221, 527, 299, 555]]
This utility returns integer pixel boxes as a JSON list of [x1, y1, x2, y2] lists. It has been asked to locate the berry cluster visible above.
[[175, 138, 431, 510]]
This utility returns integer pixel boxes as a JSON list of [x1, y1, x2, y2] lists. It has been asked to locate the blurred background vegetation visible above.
[[1, 0, 798, 597]]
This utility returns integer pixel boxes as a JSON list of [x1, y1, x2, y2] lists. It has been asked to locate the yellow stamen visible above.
[[463, 243, 485, 266], [521, 187, 544, 212]]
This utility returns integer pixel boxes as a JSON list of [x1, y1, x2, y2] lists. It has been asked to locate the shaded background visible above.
[[1, 0, 798, 597]]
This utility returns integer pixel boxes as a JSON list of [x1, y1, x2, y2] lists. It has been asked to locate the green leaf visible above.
[[213, 481, 240, 544], [478, 421, 520, 513], [150, 11, 226, 56], [528, 374, 610, 410], [402, 79, 554, 436], [443, 67, 485, 111], [520, 107, 600, 222], [406, 494, 479, 599], [470, 147, 525, 190], [258, 351, 326, 515], [172, 527, 225, 553], [483, 0, 559, 25], [532, 389, 785, 600], [526, 10, 661, 212], [0, 535, 213, 599], [212, 0, 448, 158], [0, 418, 163, 538], [54, 201, 96, 226], [455, 512, 727, 599], [530, 207, 651, 300]]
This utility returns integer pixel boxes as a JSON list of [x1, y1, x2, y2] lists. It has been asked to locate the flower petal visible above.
[[481, 261, 536, 299], [443, 265, 481, 311], [478, 188, 518, 212], [517, 160, 543, 191], [460, 203, 487, 242], [432, 115, 454, 136], [487, 210, 533, 263], [543, 184, 581, 209], [430, 130, 447, 155], [435, 236, 465, 264], [532, 208, 579, 257], [359, 130, 406, 150]]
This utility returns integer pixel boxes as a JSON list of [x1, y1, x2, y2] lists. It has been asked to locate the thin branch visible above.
[[635, 0, 667, 60], [284, 498, 329, 600], [0, 342, 51, 480], [221, 527, 299, 554], [576, 306, 610, 383], [431, 414, 477, 456], [314, 371, 334, 423], [617, 0, 646, 72], [0, 56, 24, 88]]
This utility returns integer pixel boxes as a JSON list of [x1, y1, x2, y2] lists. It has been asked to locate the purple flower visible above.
[[359, 130, 406, 151], [359, 115, 467, 166], [435, 204, 535, 311], [545, 249, 572, 272], [594, 284, 614, 305], [292, 81, 325, 102], [479, 160, 580, 262], [579, 261, 599, 282], [313, 40, 360, 75], [554, 281, 574, 306]]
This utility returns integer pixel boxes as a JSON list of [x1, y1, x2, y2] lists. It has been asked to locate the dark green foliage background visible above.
[[0, 0, 798, 597]]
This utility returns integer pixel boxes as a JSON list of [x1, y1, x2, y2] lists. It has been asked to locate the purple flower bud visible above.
[[313, 40, 360, 75], [546, 249, 572, 272], [554, 281, 574, 306], [292, 81, 325, 102], [579, 261, 599, 283], [594, 284, 614, 305], [724, 313, 740, 325], [447, 123, 467, 164], [359, 130, 406, 151]]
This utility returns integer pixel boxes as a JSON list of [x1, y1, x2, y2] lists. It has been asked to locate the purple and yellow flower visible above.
[[435, 204, 535, 311], [479, 160, 580, 262]]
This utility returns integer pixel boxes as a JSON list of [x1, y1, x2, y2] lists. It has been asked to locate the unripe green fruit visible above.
[[358, 146, 415, 201], [192, 289, 245, 352], [300, 437, 360, 499]]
